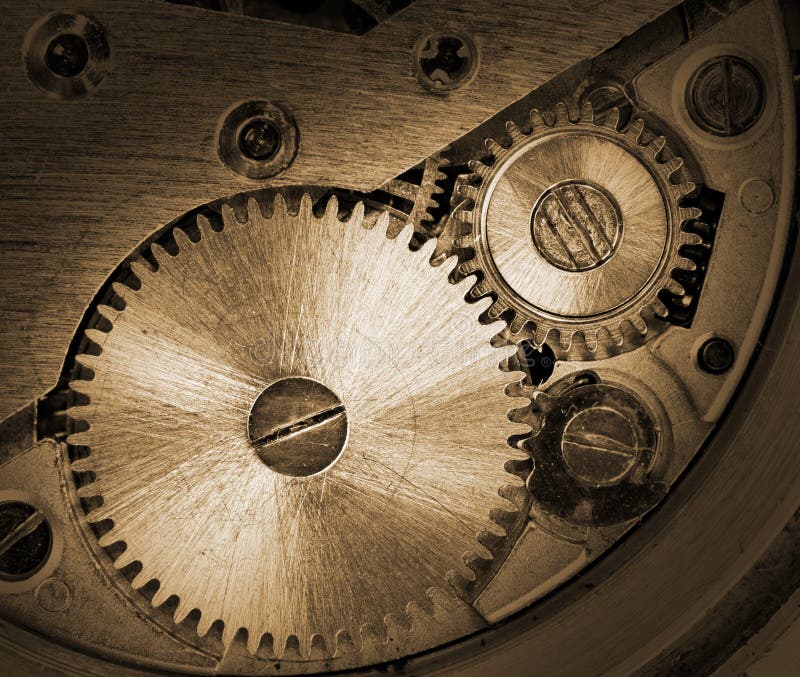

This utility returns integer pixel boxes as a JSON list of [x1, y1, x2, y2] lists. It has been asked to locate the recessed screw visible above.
[[45, 33, 89, 78], [698, 337, 735, 374], [686, 55, 765, 137], [414, 30, 479, 93], [238, 119, 282, 161], [249, 377, 347, 477], [0, 502, 52, 581], [218, 100, 299, 180], [24, 12, 111, 98]]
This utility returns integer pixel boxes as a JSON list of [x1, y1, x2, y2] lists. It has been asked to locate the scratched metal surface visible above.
[[0, 0, 682, 418]]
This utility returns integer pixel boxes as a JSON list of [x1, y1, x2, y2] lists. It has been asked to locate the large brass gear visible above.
[[448, 101, 704, 360], [65, 194, 528, 658]]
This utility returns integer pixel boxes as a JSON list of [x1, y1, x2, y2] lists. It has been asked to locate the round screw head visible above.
[[698, 337, 735, 374], [686, 55, 765, 137], [24, 12, 111, 98], [218, 100, 299, 180], [0, 502, 52, 581], [249, 377, 347, 477], [414, 30, 479, 93], [45, 33, 89, 78], [238, 118, 282, 161]]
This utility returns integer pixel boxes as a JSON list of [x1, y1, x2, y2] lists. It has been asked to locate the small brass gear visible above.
[[445, 101, 704, 360]]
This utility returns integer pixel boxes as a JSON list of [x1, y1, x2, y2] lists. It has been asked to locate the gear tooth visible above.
[[151, 584, 171, 609], [196, 611, 215, 638], [580, 100, 594, 122], [174, 599, 193, 625], [246, 630, 264, 655], [67, 454, 94, 473], [98, 528, 122, 549], [533, 325, 550, 348], [130, 569, 152, 590], [84, 328, 108, 347], [96, 304, 117, 323], [274, 192, 290, 216], [468, 160, 491, 178], [74, 353, 99, 371], [197, 213, 216, 239], [652, 298, 669, 319], [580, 329, 601, 356], [111, 548, 136, 570], [530, 108, 547, 130], [172, 227, 193, 251], [505, 120, 525, 141], [457, 258, 479, 277], [451, 199, 474, 222], [648, 135, 667, 158], [664, 156, 685, 176], [485, 300, 505, 323], [603, 107, 621, 130], [75, 482, 100, 499], [681, 206, 704, 223], [348, 201, 365, 226], [129, 259, 154, 281], [246, 197, 262, 224], [677, 182, 698, 199], [299, 192, 314, 219], [554, 101, 570, 123], [66, 431, 93, 449], [680, 230, 704, 246], [508, 313, 526, 335], [324, 194, 339, 220], [504, 380, 526, 398], [221, 622, 238, 649], [68, 379, 94, 396], [219, 202, 238, 229], [150, 243, 171, 269], [666, 278, 686, 296], [111, 281, 133, 300], [484, 138, 505, 157], [456, 183, 478, 201], [607, 324, 624, 346], [453, 235, 474, 251], [630, 314, 648, 335], [627, 118, 646, 142], [468, 279, 491, 299]]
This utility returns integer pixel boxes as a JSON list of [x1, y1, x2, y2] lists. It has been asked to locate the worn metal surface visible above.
[[0, 0, 682, 419]]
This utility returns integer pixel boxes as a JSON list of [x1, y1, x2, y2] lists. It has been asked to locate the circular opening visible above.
[[45, 33, 89, 78], [238, 118, 282, 161], [0, 502, 52, 582], [248, 377, 347, 477]]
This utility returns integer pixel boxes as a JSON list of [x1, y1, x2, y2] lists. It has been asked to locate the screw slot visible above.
[[686, 55, 765, 137], [0, 502, 52, 582], [414, 30, 479, 93]]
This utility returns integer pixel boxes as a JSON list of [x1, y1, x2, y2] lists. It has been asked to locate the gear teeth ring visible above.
[[445, 101, 708, 361]]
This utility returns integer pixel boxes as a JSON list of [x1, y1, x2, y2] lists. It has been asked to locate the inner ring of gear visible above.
[[453, 102, 704, 358], [64, 194, 529, 660]]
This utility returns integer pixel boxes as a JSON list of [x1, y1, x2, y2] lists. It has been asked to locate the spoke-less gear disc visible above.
[[65, 195, 526, 657], [450, 102, 704, 359]]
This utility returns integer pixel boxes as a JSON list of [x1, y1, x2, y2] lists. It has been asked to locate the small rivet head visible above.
[[35, 578, 72, 613], [698, 337, 735, 375]]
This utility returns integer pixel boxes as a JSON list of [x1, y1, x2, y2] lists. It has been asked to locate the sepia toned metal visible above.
[[65, 195, 527, 656], [0, 0, 797, 675], [449, 103, 701, 359]]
